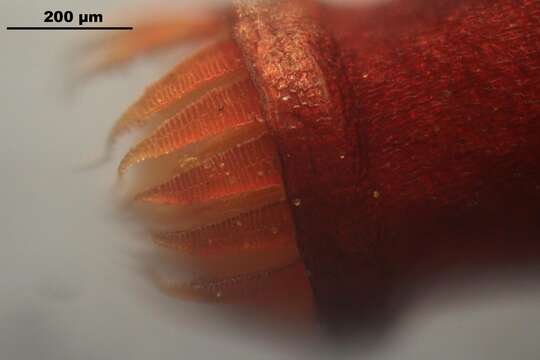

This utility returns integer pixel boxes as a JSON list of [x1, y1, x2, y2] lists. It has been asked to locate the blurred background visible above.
[[1, 0, 540, 359]]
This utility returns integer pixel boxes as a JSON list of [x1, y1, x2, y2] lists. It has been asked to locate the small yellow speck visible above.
[[373, 190, 380, 199], [177, 156, 198, 169], [293, 198, 302, 207]]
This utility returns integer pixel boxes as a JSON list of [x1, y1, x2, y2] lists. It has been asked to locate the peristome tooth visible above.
[[134, 135, 282, 205], [151, 256, 316, 323], [129, 185, 287, 232], [118, 76, 263, 175], [152, 202, 296, 256], [109, 39, 247, 142], [157, 261, 306, 303], [114, 121, 269, 202], [82, 9, 229, 73]]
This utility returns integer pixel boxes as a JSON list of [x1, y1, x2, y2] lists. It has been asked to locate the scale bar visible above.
[[6, 26, 133, 30]]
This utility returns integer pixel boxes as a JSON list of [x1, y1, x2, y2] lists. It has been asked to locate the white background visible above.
[[1, 0, 540, 359]]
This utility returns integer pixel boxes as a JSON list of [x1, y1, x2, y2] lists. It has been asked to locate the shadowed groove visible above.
[[133, 135, 283, 205], [118, 76, 263, 175]]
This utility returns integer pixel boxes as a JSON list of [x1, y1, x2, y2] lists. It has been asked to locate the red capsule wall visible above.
[[241, 0, 540, 326]]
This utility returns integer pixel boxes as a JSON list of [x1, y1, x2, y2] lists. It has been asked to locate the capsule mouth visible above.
[[103, 35, 315, 321]]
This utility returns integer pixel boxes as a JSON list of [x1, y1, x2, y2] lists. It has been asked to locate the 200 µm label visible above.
[[43, 11, 103, 26]]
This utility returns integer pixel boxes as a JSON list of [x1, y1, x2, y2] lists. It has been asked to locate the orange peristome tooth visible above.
[[85, 11, 229, 72], [131, 186, 287, 234], [134, 135, 282, 205], [179, 263, 298, 303], [152, 202, 296, 256], [118, 76, 262, 175], [109, 39, 247, 142], [159, 261, 307, 304]]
